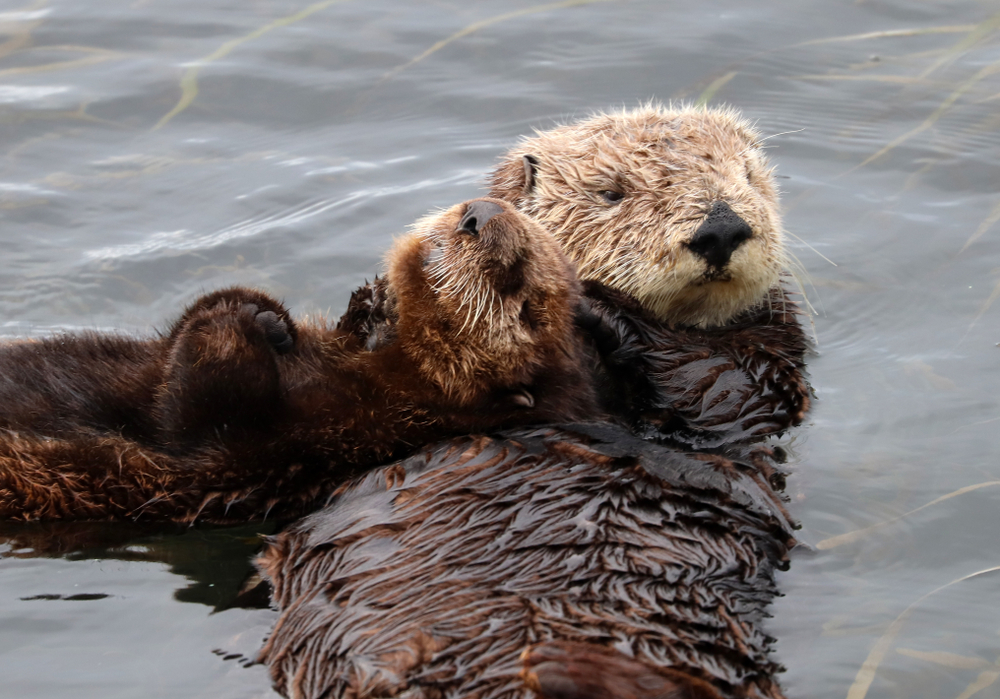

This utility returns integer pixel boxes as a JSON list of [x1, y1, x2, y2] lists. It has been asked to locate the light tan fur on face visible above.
[[490, 104, 785, 328], [385, 198, 581, 405]]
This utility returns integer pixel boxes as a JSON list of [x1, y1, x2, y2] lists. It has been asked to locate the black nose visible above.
[[686, 201, 753, 269], [458, 200, 505, 236]]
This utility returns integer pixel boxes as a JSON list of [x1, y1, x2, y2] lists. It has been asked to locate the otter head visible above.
[[385, 198, 583, 407], [489, 105, 785, 328]]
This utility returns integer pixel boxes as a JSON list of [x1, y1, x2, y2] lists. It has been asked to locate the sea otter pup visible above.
[[0, 199, 597, 523], [256, 107, 810, 699]]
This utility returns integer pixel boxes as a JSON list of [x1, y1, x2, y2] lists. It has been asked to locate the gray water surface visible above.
[[1, 1, 999, 698]]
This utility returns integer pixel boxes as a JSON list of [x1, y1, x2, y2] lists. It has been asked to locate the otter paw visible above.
[[248, 306, 294, 355]]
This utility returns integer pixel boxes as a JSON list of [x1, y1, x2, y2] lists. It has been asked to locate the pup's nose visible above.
[[458, 200, 505, 236], [686, 201, 753, 269]]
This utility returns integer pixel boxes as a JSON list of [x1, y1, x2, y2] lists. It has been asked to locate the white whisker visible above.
[[759, 128, 805, 144], [785, 229, 837, 267]]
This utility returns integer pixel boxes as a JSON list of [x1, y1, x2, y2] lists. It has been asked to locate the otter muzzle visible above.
[[458, 200, 505, 236], [687, 201, 753, 270]]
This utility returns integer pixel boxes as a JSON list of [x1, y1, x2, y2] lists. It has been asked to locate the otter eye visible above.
[[598, 190, 623, 205], [519, 300, 538, 330]]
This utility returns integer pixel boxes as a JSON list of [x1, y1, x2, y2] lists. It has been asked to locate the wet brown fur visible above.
[[579, 281, 810, 448], [258, 426, 795, 699], [0, 199, 597, 523], [521, 641, 724, 699]]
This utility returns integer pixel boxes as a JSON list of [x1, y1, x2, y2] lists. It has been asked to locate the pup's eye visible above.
[[519, 300, 538, 330], [599, 190, 624, 204]]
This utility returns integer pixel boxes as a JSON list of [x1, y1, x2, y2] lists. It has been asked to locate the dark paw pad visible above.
[[254, 310, 294, 354]]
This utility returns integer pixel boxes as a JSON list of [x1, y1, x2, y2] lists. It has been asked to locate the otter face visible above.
[[490, 105, 785, 328], [385, 198, 581, 405]]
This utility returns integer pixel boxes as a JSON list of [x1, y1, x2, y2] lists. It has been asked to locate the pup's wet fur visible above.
[[0, 199, 597, 523]]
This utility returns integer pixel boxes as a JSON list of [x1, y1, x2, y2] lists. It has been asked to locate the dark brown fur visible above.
[[521, 642, 723, 699], [253, 285, 808, 698], [342, 278, 809, 449], [580, 282, 810, 448], [0, 199, 598, 523], [258, 426, 794, 699], [254, 282, 809, 699]]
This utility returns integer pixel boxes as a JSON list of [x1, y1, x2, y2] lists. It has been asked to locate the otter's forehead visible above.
[[530, 107, 766, 190], [410, 200, 543, 266], [545, 105, 760, 148], [404, 199, 575, 302]]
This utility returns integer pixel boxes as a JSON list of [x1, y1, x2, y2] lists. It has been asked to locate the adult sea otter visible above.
[[257, 105, 812, 699]]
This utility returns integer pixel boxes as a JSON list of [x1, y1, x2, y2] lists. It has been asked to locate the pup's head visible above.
[[386, 198, 582, 406]]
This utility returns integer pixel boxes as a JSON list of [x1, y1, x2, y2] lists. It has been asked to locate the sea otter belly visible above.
[[258, 425, 794, 699]]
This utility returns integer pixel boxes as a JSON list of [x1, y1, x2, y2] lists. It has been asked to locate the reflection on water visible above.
[[0, 522, 277, 698], [1, 1, 999, 697]]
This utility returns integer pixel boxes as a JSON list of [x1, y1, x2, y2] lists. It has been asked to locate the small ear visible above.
[[489, 152, 539, 206], [522, 154, 538, 194]]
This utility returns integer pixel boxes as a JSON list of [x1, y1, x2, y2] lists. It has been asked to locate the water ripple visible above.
[[0, 86, 70, 104], [83, 169, 479, 262]]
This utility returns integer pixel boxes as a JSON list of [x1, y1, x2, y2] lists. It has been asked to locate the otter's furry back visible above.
[[258, 426, 795, 699]]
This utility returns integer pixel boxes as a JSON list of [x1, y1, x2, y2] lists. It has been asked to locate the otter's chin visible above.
[[637, 275, 775, 328], [695, 270, 734, 284]]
